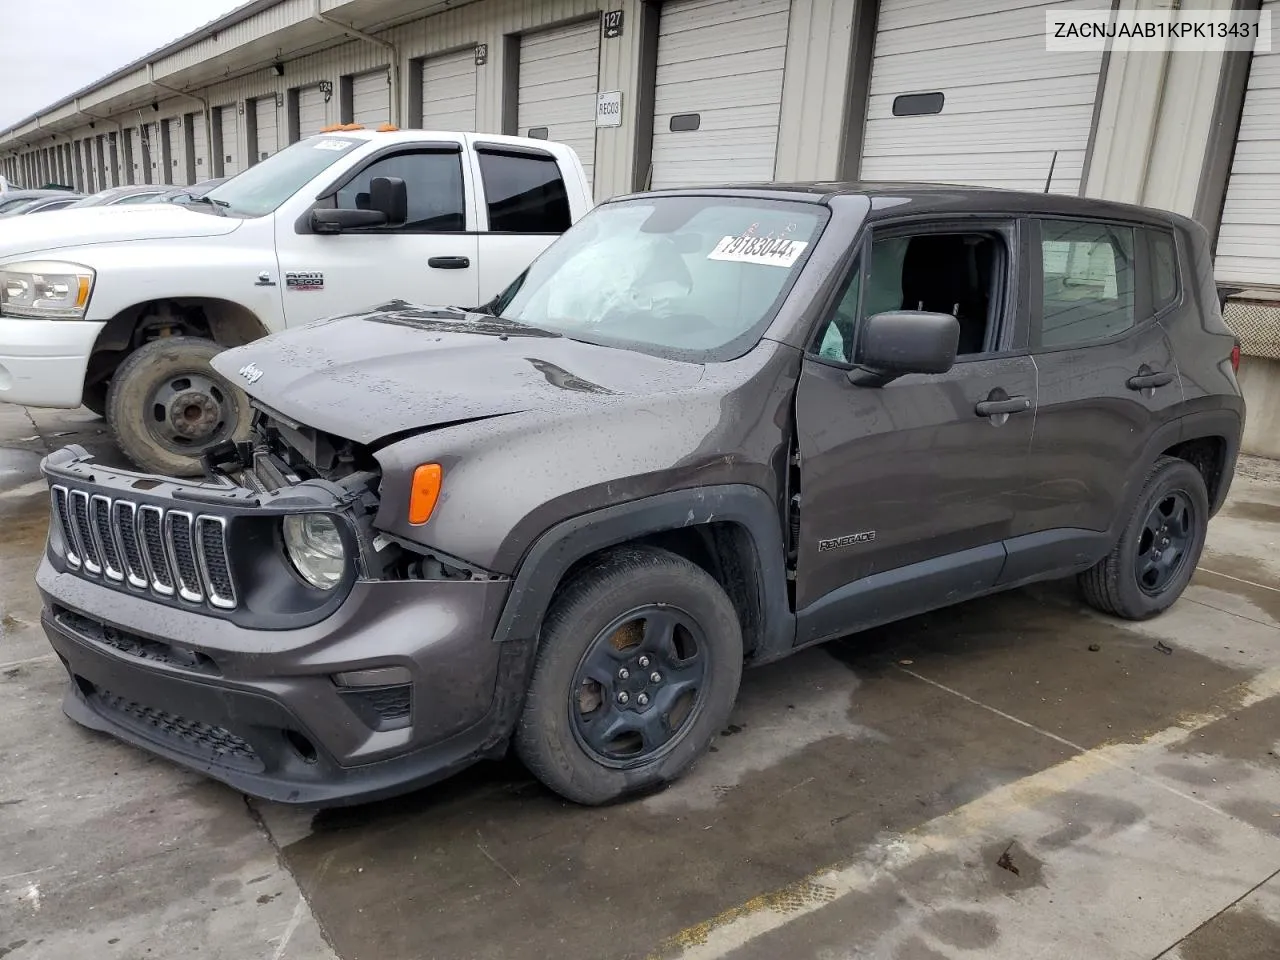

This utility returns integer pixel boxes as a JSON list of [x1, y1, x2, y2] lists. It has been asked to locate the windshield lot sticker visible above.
[[313, 139, 353, 151], [708, 234, 808, 267], [286, 271, 324, 291]]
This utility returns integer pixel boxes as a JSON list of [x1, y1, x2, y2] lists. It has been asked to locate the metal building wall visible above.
[[2, 0, 865, 201], [1083, 0, 1239, 214]]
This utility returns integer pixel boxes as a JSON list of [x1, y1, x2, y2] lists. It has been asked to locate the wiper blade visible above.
[[187, 195, 229, 215]]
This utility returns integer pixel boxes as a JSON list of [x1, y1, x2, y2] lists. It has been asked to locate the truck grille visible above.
[[50, 485, 237, 610]]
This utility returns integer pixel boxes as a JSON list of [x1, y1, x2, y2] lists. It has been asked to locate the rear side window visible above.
[[477, 150, 571, 233], [1036, 219, 1136, 348], [1148, 228, 1179, 313]]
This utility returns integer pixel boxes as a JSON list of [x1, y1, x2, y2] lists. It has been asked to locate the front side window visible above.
[[497, 197, 826, 359], [477, 150, 571, 233], [202, 137, 363, 217], [1037, 219, 1136, 347], [335, 150, 465, 232], [812, 229, 1006, 363]]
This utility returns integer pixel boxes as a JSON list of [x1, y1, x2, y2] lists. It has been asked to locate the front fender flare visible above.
[[490, 484, 796, 663]]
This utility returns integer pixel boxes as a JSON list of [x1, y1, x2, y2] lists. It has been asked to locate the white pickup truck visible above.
[[0, 129, 593, 474]]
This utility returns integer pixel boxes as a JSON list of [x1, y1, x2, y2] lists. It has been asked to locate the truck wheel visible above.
[[514, 545, 743, 805], [105, 336, 251, 477], [1079, 456, 1209, 621]]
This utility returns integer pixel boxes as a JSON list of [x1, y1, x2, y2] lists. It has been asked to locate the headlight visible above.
[[282, 513, 346, 590], [0, 260, 95, 319]]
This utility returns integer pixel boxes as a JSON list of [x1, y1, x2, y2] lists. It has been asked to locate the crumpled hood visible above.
[[0, 204, 241, 260], [211, 301, 706, 445]]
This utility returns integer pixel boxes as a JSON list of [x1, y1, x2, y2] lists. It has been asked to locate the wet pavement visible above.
[[2, 403, 1280, 959]]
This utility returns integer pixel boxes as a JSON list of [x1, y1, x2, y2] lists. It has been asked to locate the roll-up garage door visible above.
[[77, 140, 90, 190], [146, 123, 162, 183], [96, 136, 111, 188], [421, 49, 478, 131], [517, 19, 600, 187], [255, 97, 278, 163], [649, 0, 790, 190], [191, 113, 209, 181], [166, 118, 187, 185], [1215, 0, 1280, 286], [860, 0, 1108, 194], [218, 107, 240, 178], [298, 85, 327, 139], [352, 70, 390, 127]]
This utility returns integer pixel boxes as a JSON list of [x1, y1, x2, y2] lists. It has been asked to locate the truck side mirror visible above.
[[310, 176, 409, 234], [369, 176, 407, 226]]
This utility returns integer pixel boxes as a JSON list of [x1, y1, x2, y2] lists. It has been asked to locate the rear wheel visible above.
[[105, 336, 251, 477], [1079, 456, 1209, 620], [514, 546, 743, 805]]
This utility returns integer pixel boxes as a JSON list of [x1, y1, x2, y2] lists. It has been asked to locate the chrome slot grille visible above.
[[49, 485, 237, 609]]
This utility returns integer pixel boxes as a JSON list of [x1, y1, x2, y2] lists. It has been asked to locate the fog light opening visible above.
[[284, 729, 318, 764]]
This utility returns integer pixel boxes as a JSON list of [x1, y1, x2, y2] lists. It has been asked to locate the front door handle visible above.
[[1127, 370, 1174, 391], [428, 256, 471, 270], [975, 396, 1031, 417]]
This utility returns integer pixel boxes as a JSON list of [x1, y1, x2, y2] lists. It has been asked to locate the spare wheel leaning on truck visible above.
[[0, 128, 594, 475]]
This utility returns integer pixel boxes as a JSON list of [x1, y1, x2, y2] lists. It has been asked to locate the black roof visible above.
[[623, 180, 1190, 229]]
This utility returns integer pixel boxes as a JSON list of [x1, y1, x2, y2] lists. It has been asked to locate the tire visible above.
[[1079, 456, 1209, 620], [514, 545, 744, 805], [105, 336, 252, 477]]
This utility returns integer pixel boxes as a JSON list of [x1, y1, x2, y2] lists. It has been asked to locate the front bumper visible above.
[[36, 446, 525, 806], [0, 317, 103, 407], [38, 561, 518, 806]]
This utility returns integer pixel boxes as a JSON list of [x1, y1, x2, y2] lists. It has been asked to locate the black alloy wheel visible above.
[[1134, 490, 1196, 596], [569, 606, 708, 767]]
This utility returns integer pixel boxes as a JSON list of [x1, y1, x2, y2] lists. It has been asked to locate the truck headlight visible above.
[[0, 260, 95, 319], [282, 514, 346, 590]]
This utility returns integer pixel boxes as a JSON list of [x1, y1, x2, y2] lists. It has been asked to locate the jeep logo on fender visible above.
[[817, 530, 876, 552], [238, 362, 264, 385], [285, 271, 324, 291]]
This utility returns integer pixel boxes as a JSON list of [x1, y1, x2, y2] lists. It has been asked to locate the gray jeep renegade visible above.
[[37, 183, 1245, 806]]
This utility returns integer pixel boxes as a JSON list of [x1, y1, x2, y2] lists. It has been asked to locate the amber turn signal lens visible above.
[[409, 464, 442, 525]]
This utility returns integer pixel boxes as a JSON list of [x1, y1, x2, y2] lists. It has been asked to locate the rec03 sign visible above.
[[596, 91, 622, 128]]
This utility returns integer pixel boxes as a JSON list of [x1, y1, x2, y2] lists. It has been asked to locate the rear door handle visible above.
[[975, 396, 1031, 417], [1127, 371, 1174, 390], [428, 256, 471, 270]]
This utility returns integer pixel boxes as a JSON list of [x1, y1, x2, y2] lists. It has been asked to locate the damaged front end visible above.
[[35, 407, 524, 806]]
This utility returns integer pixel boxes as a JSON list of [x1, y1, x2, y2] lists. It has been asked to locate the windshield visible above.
[[496, 197, 826, 360], [200, 137, 364, 217]]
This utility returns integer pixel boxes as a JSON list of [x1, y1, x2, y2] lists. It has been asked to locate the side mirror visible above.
[[311, 208, 387, 232], [310, 176, 408, 234], [849, 310, 959, 385], [369, 175, 407, 225]]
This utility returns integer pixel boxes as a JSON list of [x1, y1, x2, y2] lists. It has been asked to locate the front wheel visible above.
[[105, 336, 252, 477], [1079, 456, 1209, 620], [514, 546, 744, 805]]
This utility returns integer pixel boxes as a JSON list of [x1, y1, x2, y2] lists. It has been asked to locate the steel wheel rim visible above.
[[568, 604, 709, 769], [146, 371, 234, 454], [1135, 490, 1195, 596]]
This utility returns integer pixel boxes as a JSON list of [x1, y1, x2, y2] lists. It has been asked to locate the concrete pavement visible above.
[[2, 403, 1279, 959]]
